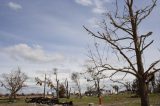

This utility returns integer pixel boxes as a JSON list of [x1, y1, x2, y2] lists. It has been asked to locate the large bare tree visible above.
[[84, 0, 159, 106], [0, 68, 28, 101]]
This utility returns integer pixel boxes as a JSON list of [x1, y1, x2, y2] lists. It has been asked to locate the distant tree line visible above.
[[0, 67, 160, 102]]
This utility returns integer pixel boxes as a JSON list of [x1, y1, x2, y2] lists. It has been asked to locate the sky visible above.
[[0, 0, 160, 94]]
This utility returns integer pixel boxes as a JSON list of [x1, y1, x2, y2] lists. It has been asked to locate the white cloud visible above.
[[8, 2, 22, 11], [93, 0, 111, 14], [92, 0, 107, 14], [75, 0, 93, 6], [92, 8, 105, 14], [74, 0, 110, 14], [2, 43, 64, 63]]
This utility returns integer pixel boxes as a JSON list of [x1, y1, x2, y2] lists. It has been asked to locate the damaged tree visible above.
[[53, 68, 60, 99], [71, 72, 82, 98], [84, 66, 106, 97], [35, 68, 60, 99], [84, 0, 159, 106], [35, 74, 47, 98], [64, 78, 71, 99], [0, 68, 28, 101]]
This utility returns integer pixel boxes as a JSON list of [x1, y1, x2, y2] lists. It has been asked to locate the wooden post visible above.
[[99, 96, 102, 106]]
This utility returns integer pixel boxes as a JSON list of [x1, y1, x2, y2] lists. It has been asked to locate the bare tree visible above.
[[84, 0, 159, 106], [35, 69, 60, 99], [71, 72, 82, 98], [84, 42, 108, 98], [83, 65, 107, 106], [53, 68, 59, 99], [0, 68, 28, 101], [84, 66, 106, 97], [59, 83, 65, 98], [64, 78, 71, 99], [35, 74, 47, 98]]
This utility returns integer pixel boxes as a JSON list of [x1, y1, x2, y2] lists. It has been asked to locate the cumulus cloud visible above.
[[74, 0, 110, 14], [75, 0, 93, 6], [2, 44, 64, 63], [8, 2, 22, 11], [92, 0, 107, 14]]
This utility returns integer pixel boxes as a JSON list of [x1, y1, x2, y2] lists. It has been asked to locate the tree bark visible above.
[[97, 79, 100, 98], [9, 92, 14, 101], [43, 74, 46, 98], [57, 80, 59, 99], [14, 93, 16, 99], [139, 78, 149, 106]]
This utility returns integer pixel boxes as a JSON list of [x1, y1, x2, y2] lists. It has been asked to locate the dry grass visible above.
[[0, 103, 48, 106], [0, 93, 159, 106]]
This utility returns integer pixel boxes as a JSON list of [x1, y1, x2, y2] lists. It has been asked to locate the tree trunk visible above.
[[79, 92, 82, 99], [9, 94, 13, 101], [78, 86, 82, 99], [14, 93, 16, 99], [139, 78, 149, 106], [97, 80, 100, 98], [57, 80, 59, 99], [43, 74, 46, 98], [9, 92, 14, 101]]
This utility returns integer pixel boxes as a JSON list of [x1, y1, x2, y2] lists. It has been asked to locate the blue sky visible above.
[[0, 0, 113, 93], [0, 0, 160, 93]]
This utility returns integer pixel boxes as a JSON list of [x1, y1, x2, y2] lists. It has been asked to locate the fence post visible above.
[[99, 96, 102, 106]]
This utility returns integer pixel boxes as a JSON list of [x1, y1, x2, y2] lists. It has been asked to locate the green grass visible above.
[[60, 93, 160, 106], [0, 98, 25, 104], [0, 93, 159, 106]]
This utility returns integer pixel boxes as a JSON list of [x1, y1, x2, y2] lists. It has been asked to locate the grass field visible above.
[[0, 93, 159, 106], [60, 93, 160, 106]]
